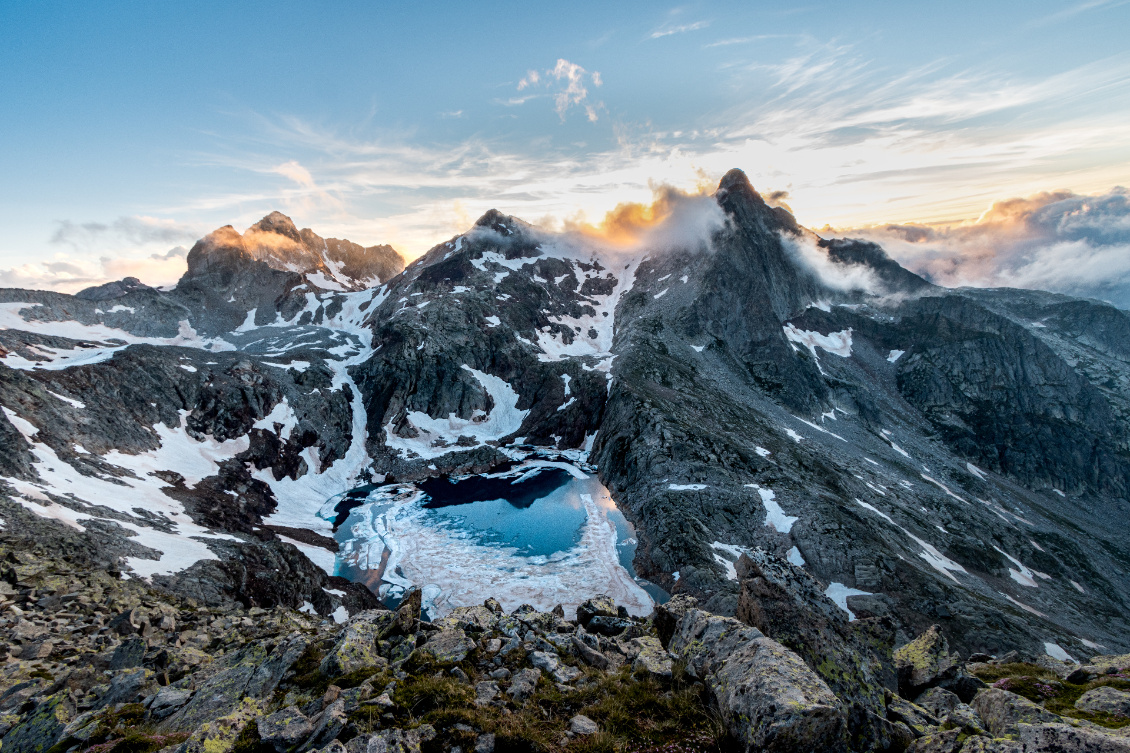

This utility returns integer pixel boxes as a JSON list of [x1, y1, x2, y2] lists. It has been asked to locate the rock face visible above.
[[2, 171, 1130, 675]]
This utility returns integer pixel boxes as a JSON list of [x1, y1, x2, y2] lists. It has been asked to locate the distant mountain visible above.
[[1, 175, 1128, 671]]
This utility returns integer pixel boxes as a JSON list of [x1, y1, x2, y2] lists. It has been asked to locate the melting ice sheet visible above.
[[327, 462, 665, 619]]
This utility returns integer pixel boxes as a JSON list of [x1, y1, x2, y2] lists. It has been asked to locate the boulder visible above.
[[971, 688, 1063, 737], [939, 703, 985, 736], [708, 636, 848, 753], [895, 626, 960, 698], [957, 736, 1021, 753], [474, 681, 499, 707], [529, 650, 559, 673], [1090, 654, 1130, 673], [1018, 722, 1130, 752], [576, 595, 617, 628], [628, 635, 674, 680], [305, 698, 348, 750], [321, 622, 385, 677], [179, 697, 267, 753], [668, 608, 765, 680], [257, 706, 313, 753], [1076, 686, 1130, 717], [103, 667, 158, 706], [448, 605, 498, 631], [417, 629, 476, 664], [149, 686, 194, 720]]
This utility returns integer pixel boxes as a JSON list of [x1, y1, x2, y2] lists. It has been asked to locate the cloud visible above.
[[514, 59, 603, 121], [50, 216, 201, 254], [272, 160, 315, 187], [0, 245, 189, 293], [649, 20, 710, 40], [780, 232, 882, 295], [559, 183, 728, 254], [832, 187, 1130, 308]]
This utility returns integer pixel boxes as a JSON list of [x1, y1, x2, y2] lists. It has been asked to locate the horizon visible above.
[[3, 0, 1130, 304]]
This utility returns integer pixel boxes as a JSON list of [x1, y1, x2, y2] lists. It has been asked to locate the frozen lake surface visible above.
[[321, 459, 666, 619]]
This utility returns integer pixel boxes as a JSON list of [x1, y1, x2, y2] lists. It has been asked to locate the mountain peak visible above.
[[717, 168, 761, 201], [248, 211, 302, 243]]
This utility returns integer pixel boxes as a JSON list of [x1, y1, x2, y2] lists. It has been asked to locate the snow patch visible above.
[[825, 582, 872, 621]]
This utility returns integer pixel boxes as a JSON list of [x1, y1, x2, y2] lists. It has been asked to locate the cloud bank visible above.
[[834, 187, 1130, 308]]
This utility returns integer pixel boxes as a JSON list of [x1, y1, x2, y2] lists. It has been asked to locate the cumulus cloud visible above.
[[559, 184, 728, 254], [516, 59, 604, 121], [833, 187, 1130, 308]]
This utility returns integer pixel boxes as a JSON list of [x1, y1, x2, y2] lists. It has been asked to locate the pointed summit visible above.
[[717, 168, 761, 200], [249, 211, 302, 243]]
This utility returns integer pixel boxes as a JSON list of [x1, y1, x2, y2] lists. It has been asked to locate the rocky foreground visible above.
[[1, 544, 1129, 753]]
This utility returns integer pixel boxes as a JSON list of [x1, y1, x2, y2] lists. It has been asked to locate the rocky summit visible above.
[[1, 174, 1130, 752]]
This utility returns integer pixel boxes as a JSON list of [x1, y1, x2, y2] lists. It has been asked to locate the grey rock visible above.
[[109, 636, 146, 669], [576, 596, 617, 628], [150, 686, 194, 720], [529, 650, 559, 672], [551, 664, 583, 684], [0, 691, 75, 753], [1018, 722, 1130, 752], [915, 687, 962, 721], [971, 688, 1063, 737], [305, 698, 348, 750], [418, 628, 476, 663], [1076, 686, 1130, 717], [474, 681, 499, 707], [258, 706, 313, 753], [940, 703, 985, 735], [958, 736, 1022, 753], [507, 668, 542, 704], [475, 733, 496, 753], [895, 627, 960, 698], [887, 695, 941, 738], [102, 667, 157, 706], [364, 724, 437, 753], [569, 714, 599, 735], [905, 729, 962, 753]]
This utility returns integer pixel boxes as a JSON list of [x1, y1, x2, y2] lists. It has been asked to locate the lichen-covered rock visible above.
[[321, 621, 385, 677], [258, 706, 312, 753], [1076, 686, 1130, 717], [709, 635, 847, 753], [1089, 654, 1130, 673], [668, 608, 765, 680], [905, 728, 962, 753], [0, 690, 75, 753], [629, 635, 674, 680], [1018, 722, 1130, 752], [180, 697, 267, 753], [886, 695, 941, 738], [971, 688, 1063, 737], [939, 703, 985, 736], [417, 628, 475, 663], [474, 681, 499, 707], [306, 698, 348, 750], [363, 724, 436, 753], [895, 626, 959, 697], [652, 593, 699, 649], [102, 666, 157, 705], [957, 736, 1022, 753]]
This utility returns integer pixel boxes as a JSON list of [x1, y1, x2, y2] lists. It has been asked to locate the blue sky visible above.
[[2, 0, 1130, 291]]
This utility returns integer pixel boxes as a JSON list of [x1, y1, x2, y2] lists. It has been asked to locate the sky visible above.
[[2, 0, 1130, 301]]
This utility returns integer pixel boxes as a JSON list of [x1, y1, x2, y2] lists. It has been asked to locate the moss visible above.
[[288, 643, 328, 690], [976, 669, 1130, 730], [332, 665, 390, 690], [970, 663, 1060, 683]]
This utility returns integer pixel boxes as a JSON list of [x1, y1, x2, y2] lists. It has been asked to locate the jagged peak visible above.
[[249, 210, 302, 242], [717, 168, 764, 204]]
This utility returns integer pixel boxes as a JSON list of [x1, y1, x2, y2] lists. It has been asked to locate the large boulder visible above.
[[628, 635, 674, 680], [970, 688, 1063, 737], [1076, 686, 1130, 717], [576, 595, 617, 628], [670, 608, 847, 752], [257, 706, 313, 753], [1018, 723, 1130, 752], [363, 724, 437, 753], [894, 626, 960, 698], [0, 691, 75, 753]]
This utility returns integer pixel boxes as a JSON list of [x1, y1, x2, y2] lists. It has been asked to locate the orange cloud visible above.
[[563, 184, 724, 249]]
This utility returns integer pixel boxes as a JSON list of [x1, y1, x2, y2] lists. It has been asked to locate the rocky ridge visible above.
[[1, 544, 1128, 753]]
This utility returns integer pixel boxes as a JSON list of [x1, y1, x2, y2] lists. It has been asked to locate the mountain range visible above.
[[2, 168, 1128, 664]]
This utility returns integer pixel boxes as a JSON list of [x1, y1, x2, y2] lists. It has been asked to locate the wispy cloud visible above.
[[513, 59, 604, 121], [1025, 0, 1129, 28], [649, 20, 710, 40]]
